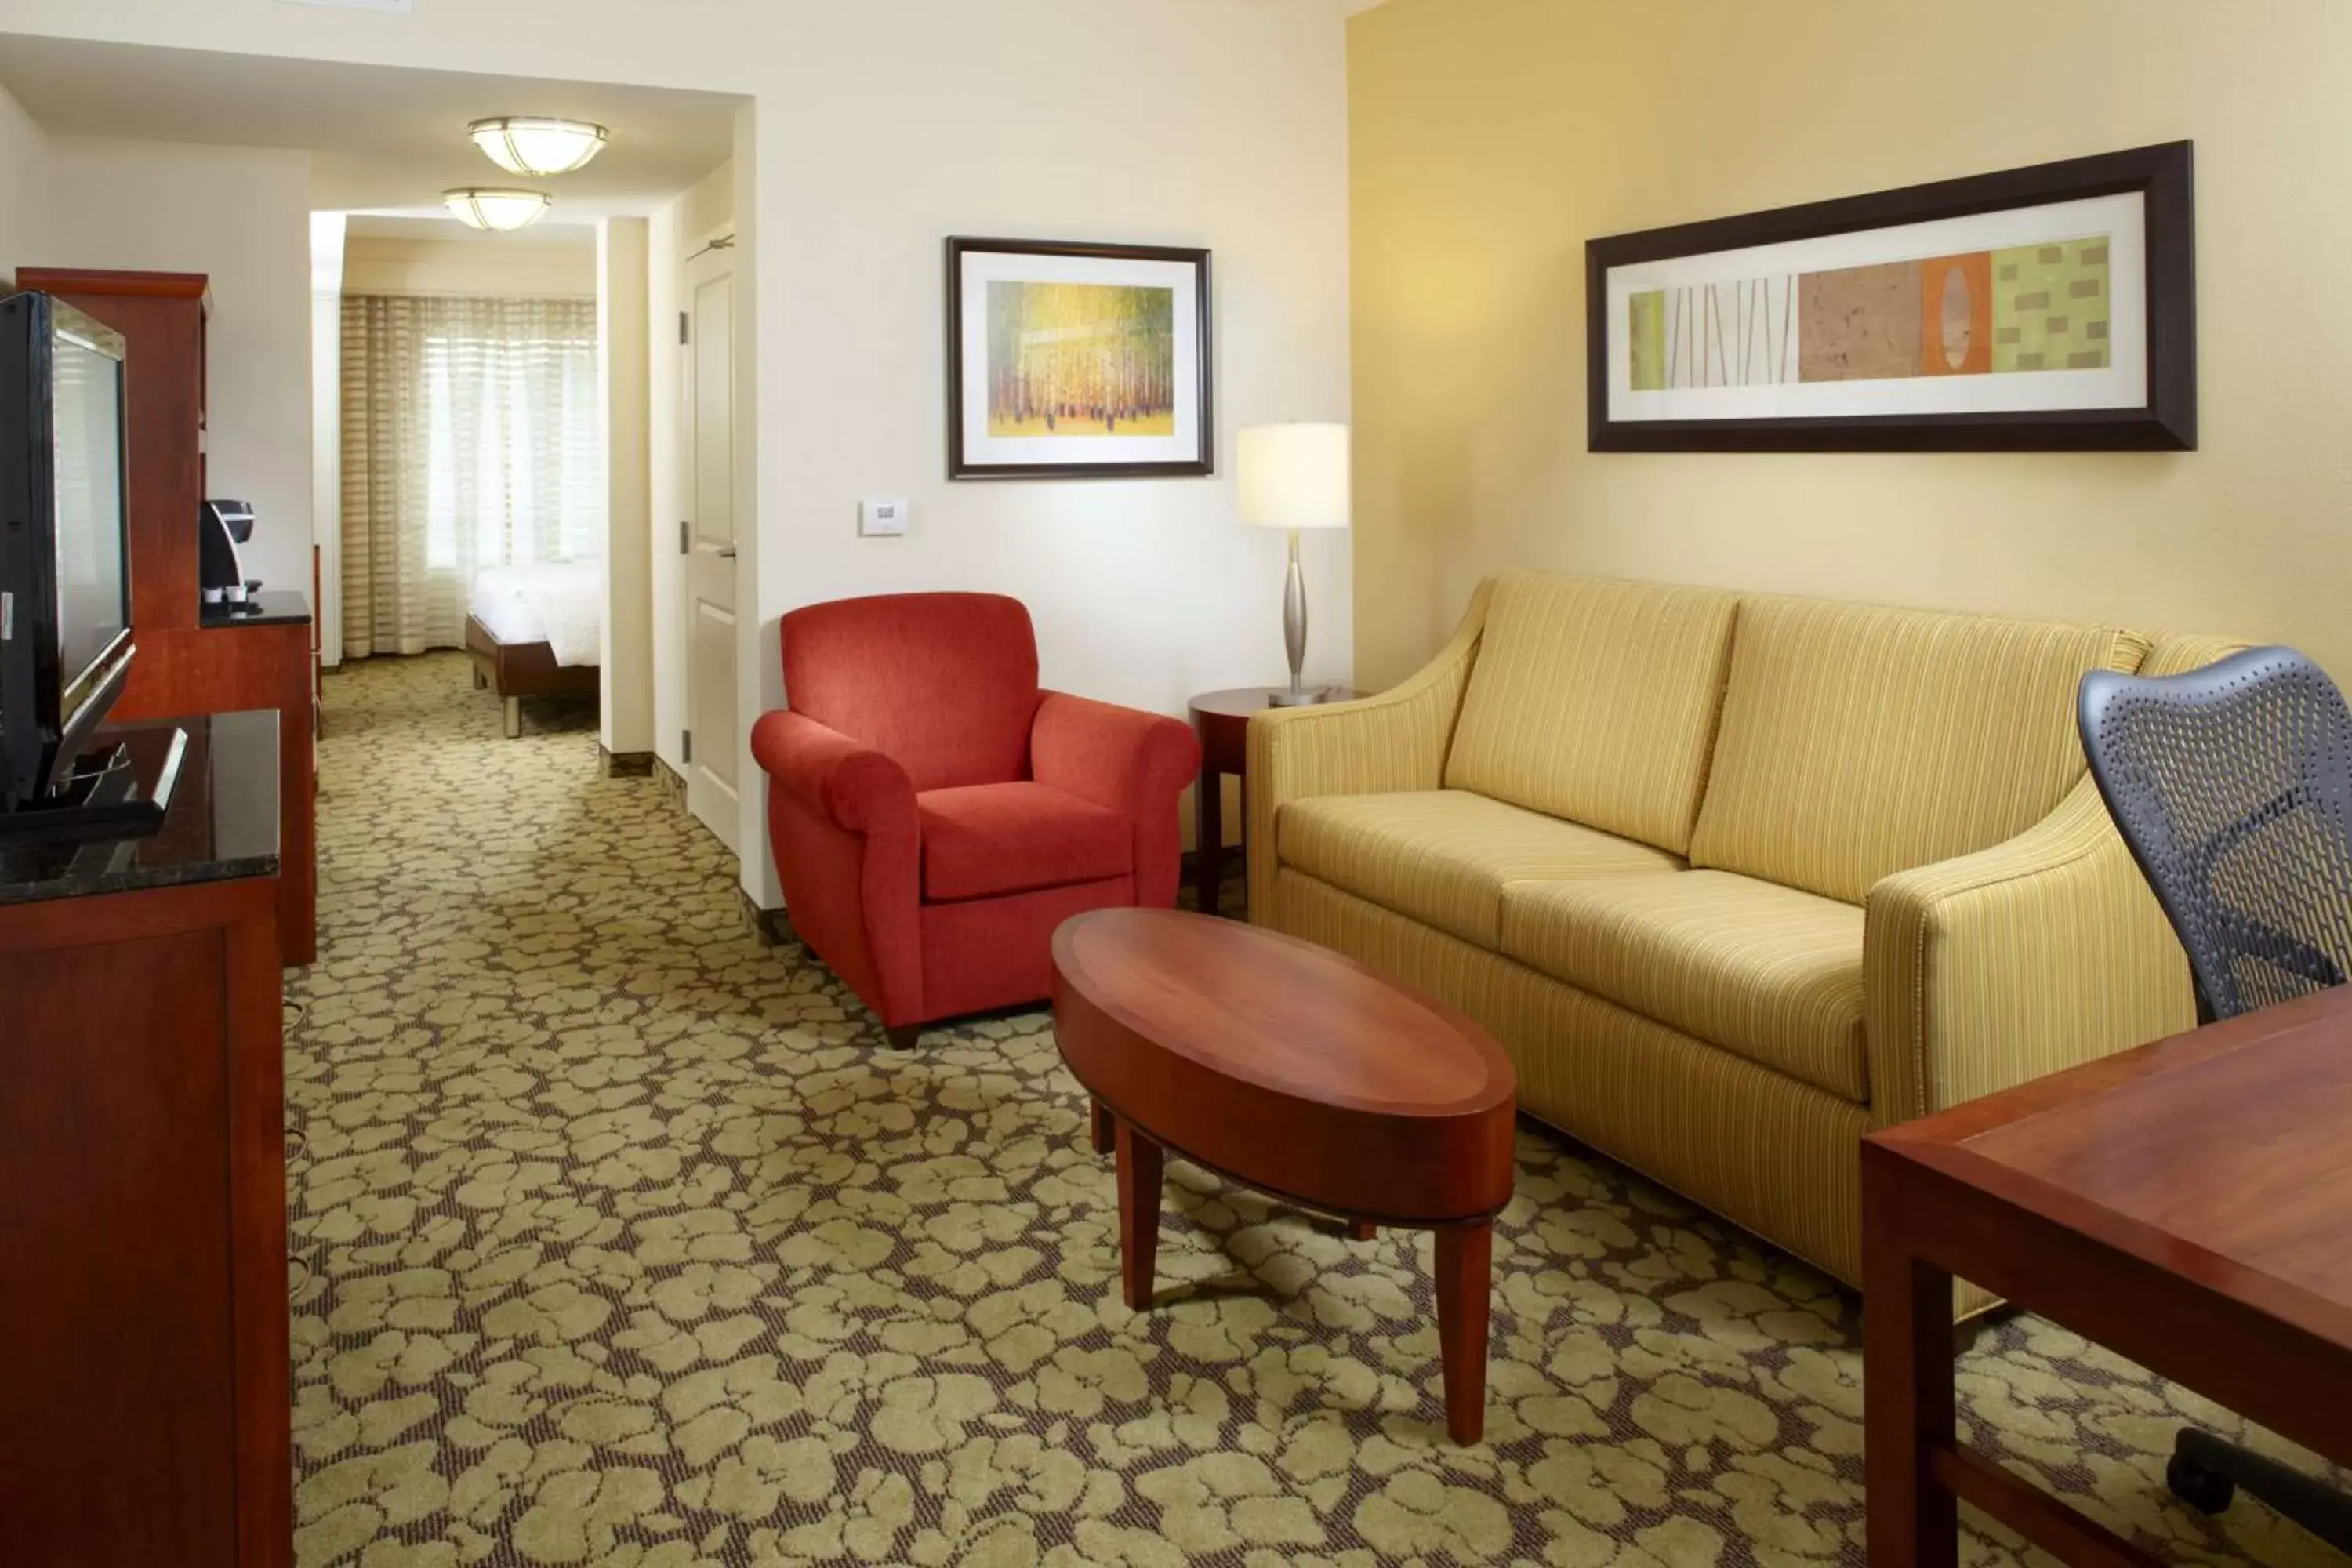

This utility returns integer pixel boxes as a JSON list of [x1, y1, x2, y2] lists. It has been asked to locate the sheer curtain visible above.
[[340, 295, 604, 657]]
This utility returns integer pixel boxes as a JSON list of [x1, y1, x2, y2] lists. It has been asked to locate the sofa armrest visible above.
[[749, 710, 917, 837], [1864, 773, 2196, 1127], [1245, 579, 1494, 920], [1033, 691, 1200, 907]]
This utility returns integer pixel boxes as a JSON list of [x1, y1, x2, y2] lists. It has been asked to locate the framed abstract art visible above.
[[946, 237, 1214, 479], [1587, 142, 2195, 452]]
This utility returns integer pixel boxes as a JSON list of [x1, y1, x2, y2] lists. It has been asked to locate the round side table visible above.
[[1189, 684, 1361, 917]]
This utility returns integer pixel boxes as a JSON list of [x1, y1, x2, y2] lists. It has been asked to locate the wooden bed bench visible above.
[[464, 613, 599, 737]]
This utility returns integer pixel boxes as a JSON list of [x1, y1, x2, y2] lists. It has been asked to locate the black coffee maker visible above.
[[198, 499, 263, 617]]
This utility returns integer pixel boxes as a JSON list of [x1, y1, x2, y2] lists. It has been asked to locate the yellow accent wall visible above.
[[1348, 0, 2352, 688]]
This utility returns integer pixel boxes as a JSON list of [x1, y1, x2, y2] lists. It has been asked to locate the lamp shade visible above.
[[469, 116, 609, 177], [1238, 423, 1350, 531], [443, 187, 553, 232]]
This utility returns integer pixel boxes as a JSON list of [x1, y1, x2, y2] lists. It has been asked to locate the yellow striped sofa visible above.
[[1247, 570, 2243, 1289]]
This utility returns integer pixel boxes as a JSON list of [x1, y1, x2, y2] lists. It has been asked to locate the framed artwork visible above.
[[1587, 142, 2195, 452], [946, 237, 1214, 480]]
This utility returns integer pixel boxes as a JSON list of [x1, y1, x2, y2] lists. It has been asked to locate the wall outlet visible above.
[[859, 498, 909, 538]]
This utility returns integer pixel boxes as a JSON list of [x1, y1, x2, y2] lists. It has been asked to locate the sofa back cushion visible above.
[[782, 592, 1041, 792], [1687, 597, 2148, 904], [1442, 572, 1739, 854]]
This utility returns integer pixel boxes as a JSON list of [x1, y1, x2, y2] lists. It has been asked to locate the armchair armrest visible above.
[[1246, 578, 1495, 920], [1033, 691, 1200, 907], [1863, 773, 2196, 1128], [750, 708, 922, 1025], [750, 710, 916, 837]]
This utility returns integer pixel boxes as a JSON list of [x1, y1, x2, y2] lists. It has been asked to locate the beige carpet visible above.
[[285, 652, 2336, 1567]]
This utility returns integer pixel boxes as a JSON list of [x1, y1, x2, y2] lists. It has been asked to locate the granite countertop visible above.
[[200, 589, 312, 629], [0, 710, 280, 906]]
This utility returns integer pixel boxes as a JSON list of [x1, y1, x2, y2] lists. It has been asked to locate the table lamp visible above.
[[1239, 423, 1350, 706]]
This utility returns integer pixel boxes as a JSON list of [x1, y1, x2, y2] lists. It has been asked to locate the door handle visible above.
[[715, 546, 738, 559]]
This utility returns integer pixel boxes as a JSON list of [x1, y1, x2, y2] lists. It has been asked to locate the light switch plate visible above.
[[859, 498, 909, 538], [279, 0, 414, 11]]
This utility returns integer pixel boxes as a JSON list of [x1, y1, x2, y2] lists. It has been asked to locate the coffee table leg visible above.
[[1090, 1099, 1115, 1156], [1434, 1221, 1492, 1446], [1350, 1220, 1378, 1241], [1115, 1118, 1163, 1312]]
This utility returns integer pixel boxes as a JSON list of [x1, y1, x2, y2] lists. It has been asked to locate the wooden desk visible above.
[[1862, 986, 2352, 1567], [1187, 685, 1359, 916]]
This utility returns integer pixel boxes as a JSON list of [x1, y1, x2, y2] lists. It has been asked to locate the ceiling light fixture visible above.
[[468, 116, 610, 177], [443, 187, 553, 232]]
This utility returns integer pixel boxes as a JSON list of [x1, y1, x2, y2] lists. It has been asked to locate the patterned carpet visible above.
[[285, 652, 2336, 1568]]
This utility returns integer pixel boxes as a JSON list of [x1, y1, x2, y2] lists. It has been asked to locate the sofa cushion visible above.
[[1501, 870, 1868, 1102], [917, 782, 1131, 902], [1279, 789, 1682, 949], [1443, 572, 1739, 855], [1687, 597, 2147, 904]]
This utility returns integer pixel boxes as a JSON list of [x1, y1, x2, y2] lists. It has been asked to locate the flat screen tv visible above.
[[0, 289, 134, 814]]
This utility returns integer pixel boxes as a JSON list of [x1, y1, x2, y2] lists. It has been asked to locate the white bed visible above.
[[464, 561, 604, 736], [468, 560, 604, 669]]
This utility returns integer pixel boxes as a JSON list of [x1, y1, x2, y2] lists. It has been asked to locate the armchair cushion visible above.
[[1030, 691, 1199, 910], [917, 782, 1133, 902]]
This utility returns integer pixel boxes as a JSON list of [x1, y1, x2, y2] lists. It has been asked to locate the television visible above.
[[0, 289, 135, 815]]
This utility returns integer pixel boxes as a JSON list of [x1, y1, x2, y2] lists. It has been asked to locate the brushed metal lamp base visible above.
[[1269, 526, 1326, 706]]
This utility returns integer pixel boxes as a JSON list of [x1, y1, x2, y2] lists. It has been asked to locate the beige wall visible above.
[[1348, 0, 2352, 688], [599, 217, 654, 758], [342, 231, 597, 299], [49, 137, 315, 597], [0, 82, 49, 282]]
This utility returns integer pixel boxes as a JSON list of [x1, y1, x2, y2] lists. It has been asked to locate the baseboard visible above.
[[600, 746, 655, 778], [740, 889, 791, 949], [653, 757, 687, 809]]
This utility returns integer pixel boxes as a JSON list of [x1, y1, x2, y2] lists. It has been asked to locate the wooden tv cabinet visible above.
[[15, 266, 316, 966], [0, 713, 292, 1568]]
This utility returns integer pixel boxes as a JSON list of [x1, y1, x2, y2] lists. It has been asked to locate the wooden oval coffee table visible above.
[[1050, 906, 1518, 1444]]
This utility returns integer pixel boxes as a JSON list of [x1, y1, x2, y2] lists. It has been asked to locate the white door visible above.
[[684, 245, 740, 852]]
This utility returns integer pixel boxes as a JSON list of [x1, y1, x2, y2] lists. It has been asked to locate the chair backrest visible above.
[[782, 592, 1042, 792], [2080, 646, 2352, 1022]]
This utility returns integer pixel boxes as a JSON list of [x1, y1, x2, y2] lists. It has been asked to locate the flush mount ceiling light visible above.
[[468, 116, 610, 177], [444, 187, 553, 232]]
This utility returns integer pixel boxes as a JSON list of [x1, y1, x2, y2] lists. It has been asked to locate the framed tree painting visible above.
[[1587, 142, 2195, 452], [946, 237, 1214, 480]]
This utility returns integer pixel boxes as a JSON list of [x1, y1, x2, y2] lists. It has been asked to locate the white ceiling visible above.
[[0, 35, 742, 218]]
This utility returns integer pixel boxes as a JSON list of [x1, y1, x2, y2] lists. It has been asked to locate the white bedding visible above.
[[470, 561, 604, 668]]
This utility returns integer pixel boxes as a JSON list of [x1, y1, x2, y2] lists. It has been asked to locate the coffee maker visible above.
[[198, 499, 262, 616]]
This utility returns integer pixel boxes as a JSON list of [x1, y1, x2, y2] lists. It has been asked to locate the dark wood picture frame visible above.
[[946, 237, 1214, 480], [1586, 142, 2196, 452]]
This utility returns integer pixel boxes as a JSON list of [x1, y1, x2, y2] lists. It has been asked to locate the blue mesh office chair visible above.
[[2079, 645, 2352, 1551]]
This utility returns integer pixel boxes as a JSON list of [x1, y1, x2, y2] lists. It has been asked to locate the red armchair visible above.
[[750, 592, 1199, 1045]]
